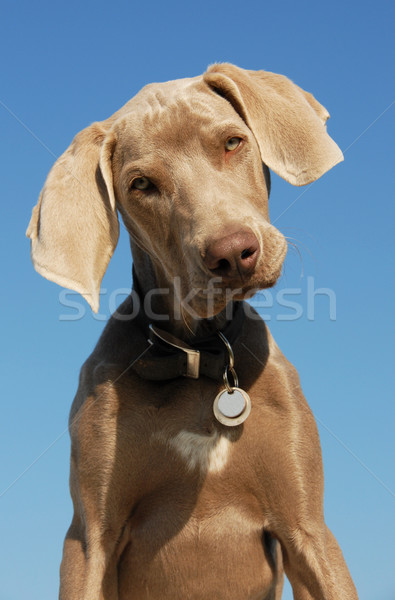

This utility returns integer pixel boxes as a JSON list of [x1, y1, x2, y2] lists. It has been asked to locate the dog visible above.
[[27, 63, 358, 599]]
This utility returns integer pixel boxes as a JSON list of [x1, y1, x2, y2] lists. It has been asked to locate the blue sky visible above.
[[1, 0, 394, 598]]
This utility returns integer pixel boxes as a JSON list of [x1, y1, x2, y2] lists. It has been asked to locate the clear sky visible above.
[[1, 0, 394, 598]]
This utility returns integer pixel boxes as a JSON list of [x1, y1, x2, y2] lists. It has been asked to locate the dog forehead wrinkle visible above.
[[135, 76, 201, 106], [113, 89, 247, 162], [114, 76, 200, 120]]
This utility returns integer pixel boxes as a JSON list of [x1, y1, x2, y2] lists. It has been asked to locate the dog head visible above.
[[27, 64, 343, 317]]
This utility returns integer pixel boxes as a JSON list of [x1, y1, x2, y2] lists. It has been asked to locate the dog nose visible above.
[[203, 230, 259, 278]]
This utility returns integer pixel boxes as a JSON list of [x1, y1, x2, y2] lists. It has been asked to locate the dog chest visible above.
[[154, 428, 233, 473], [117, 504, 276, 600]]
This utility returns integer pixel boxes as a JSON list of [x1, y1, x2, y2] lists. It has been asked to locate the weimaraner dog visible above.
[[27, 63, 358, 599]]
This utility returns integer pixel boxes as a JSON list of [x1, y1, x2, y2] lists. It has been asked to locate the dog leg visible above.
[[277, 523, 357, 600], [60, 525, 116, 600], [59, 408, 128, 600], [261, 414, 358, 600], [59, 515, 88, 600], [59, 496, 121, 600], [250, 344, 359, 600]]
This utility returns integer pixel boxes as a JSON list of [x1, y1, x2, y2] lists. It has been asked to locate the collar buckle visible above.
[[148, 324, 200, 379]]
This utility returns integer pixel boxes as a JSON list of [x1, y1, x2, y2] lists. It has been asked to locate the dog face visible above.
[[27, 64, 343, 315], [110, 82, 287, 317]]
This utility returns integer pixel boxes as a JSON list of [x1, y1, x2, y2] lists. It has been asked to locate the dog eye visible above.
[[131, 177, 153, 191], [225, 137, 242, 152]]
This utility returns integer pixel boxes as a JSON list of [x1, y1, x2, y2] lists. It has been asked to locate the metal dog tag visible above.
[[213, 387, 251, 427]]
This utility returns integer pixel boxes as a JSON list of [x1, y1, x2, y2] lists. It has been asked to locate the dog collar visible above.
[[129, 277, 253, 426], [131, 287, 246, 382]]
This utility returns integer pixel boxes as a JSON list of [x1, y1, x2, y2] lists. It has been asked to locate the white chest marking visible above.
[[167, 430, 232, 473]]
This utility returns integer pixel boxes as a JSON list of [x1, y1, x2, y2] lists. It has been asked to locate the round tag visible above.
[[213, 387, 251, 427]]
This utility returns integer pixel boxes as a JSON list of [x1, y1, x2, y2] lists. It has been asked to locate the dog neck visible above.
[[130, 244, 246, 383], [130, 242, 231, 342]]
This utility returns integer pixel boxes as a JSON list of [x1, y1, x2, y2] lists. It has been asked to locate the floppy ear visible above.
[[204, 63, 343, 186], [26, 121, 119, 312]]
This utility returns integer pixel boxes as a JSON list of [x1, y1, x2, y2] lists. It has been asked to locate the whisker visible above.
[[285, 239, 304, 278], [284, 235, 315, 261]]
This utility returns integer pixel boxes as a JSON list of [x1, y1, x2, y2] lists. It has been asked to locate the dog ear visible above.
[[26, 122, 119, 312], [204, 63, 343, 186]]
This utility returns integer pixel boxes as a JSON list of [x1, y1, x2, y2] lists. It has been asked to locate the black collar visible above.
[[130, 278, 246, 382]]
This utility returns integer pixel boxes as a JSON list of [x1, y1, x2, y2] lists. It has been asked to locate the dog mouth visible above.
[[171, 226, 288, 319], [183, 259, 286, 319]]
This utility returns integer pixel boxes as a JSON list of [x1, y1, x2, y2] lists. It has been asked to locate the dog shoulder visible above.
[[241, 310, 308, 412], [241, 309, 300, 383], [68, 294, 146, 428]]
